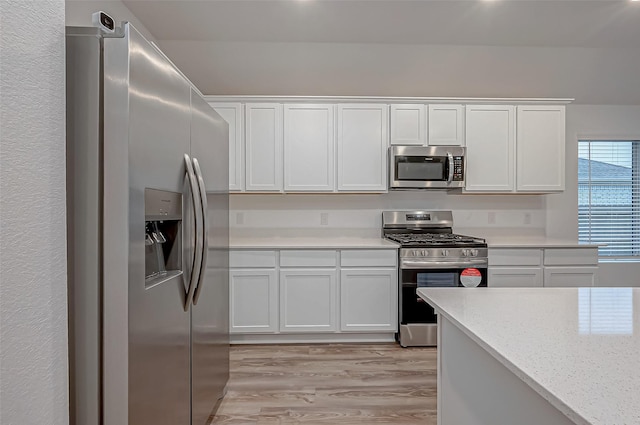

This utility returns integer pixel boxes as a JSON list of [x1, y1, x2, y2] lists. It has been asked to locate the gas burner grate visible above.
[[385, 232, 486, 246]]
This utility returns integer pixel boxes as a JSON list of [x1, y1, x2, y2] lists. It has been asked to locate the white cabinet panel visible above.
[[229, 250, 277, 268], [488, 267, 543, 288], [390, 104, 425, 146], [544, 267, 598, 287], [428, 104, 464, 146], [209, 102, 243, 191], [340, 250, 397, 267], [245, 103, 283, 192], [340, 268, 397, 331], [464, 105, 516, 192], [337, 104, 389, 192], [280, 269, 338, 332], [489, 249, 542, 266], [280, 250, 337, 267], [516, 105, 565, 192], [229, 269, 278, 333], [284, 104, 335, 191], [544, 248, 598, 266]]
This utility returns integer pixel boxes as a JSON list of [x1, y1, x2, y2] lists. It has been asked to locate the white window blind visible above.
[[578, 140, 640, 257]]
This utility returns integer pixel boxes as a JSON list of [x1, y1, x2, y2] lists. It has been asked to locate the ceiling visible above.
[[121, 0, 640, 104]]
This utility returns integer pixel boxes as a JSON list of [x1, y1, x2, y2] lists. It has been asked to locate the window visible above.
[[578, 140, 640, 258]]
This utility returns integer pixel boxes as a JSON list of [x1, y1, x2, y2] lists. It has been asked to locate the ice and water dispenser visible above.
[[144, 188, 182, 285]]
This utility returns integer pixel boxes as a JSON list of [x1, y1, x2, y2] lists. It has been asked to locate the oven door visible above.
[[400, 265, 488, 325]]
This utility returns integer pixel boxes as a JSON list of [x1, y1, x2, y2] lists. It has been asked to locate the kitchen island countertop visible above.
[[418, 287, 640, 425]]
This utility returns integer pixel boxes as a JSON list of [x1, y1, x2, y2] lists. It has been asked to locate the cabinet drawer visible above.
[[340, 250, 397, 267], [488, 267, 543, 288], [543, 266, 598, 287], [280, 250, 337, 267], [488, 249, 542, 266], [230, 250, 277, 268], [544, 248, 598, 266]]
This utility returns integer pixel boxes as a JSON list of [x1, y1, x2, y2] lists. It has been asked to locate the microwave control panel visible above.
[[452, 156, 464, 181]]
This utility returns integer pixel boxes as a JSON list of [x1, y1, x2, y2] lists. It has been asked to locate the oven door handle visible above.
[[401, 260, 488, 269]]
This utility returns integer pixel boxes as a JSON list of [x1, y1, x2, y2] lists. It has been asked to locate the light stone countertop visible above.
[[417, 287, 640, 425], [484, 236, 601, 248], [229, 236, 400, 249]]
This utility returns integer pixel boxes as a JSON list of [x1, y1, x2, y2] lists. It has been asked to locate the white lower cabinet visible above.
[[340, 268, 397, 331], [229, 269, 278, 333], [229, 248, 398, 341], [488, 247, 598, 288], [280, 269, 337, 332], [543, 267, 598, 287], [488, 267, 543, 288]]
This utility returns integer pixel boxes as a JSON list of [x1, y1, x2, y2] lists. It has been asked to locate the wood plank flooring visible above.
[[211, 343, 437, 424]]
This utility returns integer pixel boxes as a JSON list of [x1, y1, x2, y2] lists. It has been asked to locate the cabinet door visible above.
[[283, 104, 335, 191], [245, 103, 283, 192], [340, 268, 398, 331], [428, 104, 464, 146], [390, 104, 425, 146], [280, 269, 337, 332], [465, 105, 516, 192], [209, 102, 244, 191], [516, 105, 565, 192], [488, 267, 543, 288], [229, 269, 278, 333], [337, 104, 389, 192], [543, 267, 598, 287]]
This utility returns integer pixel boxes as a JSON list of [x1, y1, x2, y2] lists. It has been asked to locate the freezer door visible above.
[[104, 25, 193, 425], [189, 90, 230, 424]]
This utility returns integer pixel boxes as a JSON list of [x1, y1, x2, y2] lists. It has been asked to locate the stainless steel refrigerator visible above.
[[66, 22, 229, 425]]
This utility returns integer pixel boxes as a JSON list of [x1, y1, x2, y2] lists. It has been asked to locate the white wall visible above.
[[0, 1, 69, 424], [160, 40, 640, 105], [230, 191, 547, 238]]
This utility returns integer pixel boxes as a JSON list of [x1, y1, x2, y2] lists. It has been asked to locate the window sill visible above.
[[598, 258, 640, 264]]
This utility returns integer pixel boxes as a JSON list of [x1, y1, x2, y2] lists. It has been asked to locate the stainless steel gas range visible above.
[[382, 211, 488, 347]]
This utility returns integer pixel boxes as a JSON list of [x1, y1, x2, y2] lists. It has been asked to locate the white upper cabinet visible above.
[[390, 104, 425, 146], [516, 105, 565, 192], [428, 104, 465, 146], [464, 105, 516, 192], [244, 103, 283, 192], [209, 102, 243, 191], [283, 104, 335, 192], [337, 104, 389, 192]]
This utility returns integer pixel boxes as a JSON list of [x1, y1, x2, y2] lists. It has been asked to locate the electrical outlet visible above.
[[236, 212, 244, 225], [320, 212, 329, 226], [488, 212, 496, 225]]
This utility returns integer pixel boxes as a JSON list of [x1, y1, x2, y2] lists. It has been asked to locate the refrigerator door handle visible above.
[[192, 157, 208, 305], [184, 153, 203, 311]]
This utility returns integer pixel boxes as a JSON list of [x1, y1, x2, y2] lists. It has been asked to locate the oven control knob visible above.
[[441, 249, 449, 257], [470, 249, 478, 257], [462, 249, 469, 257], [421, 250, 427, 257]]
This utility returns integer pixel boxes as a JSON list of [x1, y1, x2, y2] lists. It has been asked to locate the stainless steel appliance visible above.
[[382, 211, 487, 347], [389, 145, 465, 190], [66, 22, 229, 425]]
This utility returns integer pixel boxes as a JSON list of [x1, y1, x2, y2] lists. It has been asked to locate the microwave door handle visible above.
[[447, 152, 454, 184]]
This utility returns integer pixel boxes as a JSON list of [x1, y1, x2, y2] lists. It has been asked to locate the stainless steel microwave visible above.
[[389, 146, 465, 190]]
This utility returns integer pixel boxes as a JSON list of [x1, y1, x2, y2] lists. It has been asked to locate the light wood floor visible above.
[[211, 343, 437, 424]]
